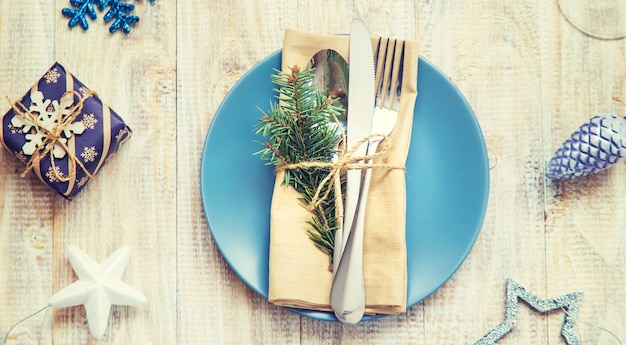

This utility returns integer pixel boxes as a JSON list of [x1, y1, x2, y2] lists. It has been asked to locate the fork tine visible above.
[[374, 37, 386, 103], [380, 39, 395, 109], [389, 40, 405, 111], [383, 40, 397, 109], [374, 38, 406, 110]]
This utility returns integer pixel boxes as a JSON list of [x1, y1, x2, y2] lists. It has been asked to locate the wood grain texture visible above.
[[420, 0, 550, 343], [49, 0, 178, 342], [542, 0, 626, 343], [0, 0, 625, 344], [0, 1, 56, 344]]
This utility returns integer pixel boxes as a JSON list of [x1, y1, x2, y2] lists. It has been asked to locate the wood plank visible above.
[[0, 2, 56, 344], [176, 1, 302, 343], [49, 0, 177, 343], [419, 0, 550, 343], [541, 0, 626, 343]]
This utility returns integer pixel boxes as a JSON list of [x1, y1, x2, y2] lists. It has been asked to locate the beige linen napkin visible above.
[[268, 29, 418, 315]]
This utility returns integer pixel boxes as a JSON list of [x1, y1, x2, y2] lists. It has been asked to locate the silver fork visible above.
[[330, 37, 405, 324]]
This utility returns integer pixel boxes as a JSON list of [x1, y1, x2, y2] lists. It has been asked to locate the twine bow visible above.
[[276, 112, 405, 211], [8, 90, 96, 183]]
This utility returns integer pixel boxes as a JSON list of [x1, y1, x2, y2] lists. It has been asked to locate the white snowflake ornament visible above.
[[11, 92, 48, 133], [49, 245, 147, 339], [11, 91, 86, 159]]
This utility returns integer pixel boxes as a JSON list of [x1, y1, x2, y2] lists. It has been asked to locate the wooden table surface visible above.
[[1, 1, 625, 344]]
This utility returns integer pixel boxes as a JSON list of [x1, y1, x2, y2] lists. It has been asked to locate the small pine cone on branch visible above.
[[546, 114, 626, 180]]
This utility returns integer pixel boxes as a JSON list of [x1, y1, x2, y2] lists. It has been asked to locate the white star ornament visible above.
[[49, 245, 147, 338]]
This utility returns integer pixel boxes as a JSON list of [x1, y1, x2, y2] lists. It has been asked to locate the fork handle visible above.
[[351, 138, 381, 243], [329, 139, 380, 324]]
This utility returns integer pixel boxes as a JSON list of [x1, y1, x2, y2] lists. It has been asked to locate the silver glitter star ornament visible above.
[[49, 245, 147, 338], [474, 279, 583, 345]]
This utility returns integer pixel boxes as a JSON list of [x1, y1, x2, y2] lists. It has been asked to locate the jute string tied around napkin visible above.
[[275, 110, 405, 211], [8, 90, 96, 182]]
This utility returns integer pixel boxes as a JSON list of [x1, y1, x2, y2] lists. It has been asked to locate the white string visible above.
[[562, 307, 624, 345], [2, 305, 51, 345], [37, 306, 51, 345]]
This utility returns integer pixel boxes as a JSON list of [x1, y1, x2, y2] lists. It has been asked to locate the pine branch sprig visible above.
[[254, 65, 345, 266]]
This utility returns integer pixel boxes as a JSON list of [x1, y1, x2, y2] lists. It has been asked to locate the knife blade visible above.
[[330, 18, 375, 324], [333, 19, 376, 269]]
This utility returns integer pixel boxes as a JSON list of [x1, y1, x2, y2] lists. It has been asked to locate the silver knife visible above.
[[330, 18, 375, 324], [333, 19, 376, 268]]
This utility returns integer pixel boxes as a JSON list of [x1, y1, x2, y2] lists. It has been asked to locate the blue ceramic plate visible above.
[[200, 51, 489, 322]]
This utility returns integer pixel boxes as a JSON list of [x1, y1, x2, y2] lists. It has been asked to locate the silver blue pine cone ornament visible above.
[[547, 114, 626, 180]]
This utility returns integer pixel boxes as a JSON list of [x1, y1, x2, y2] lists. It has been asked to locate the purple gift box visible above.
[[0, 62, 132, 199]]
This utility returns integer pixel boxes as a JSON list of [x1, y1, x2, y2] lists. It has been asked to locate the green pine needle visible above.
[[254, 65, 345, 267]]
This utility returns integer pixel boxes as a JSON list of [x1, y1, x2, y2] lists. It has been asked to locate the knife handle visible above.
[[329, 184, 366, 323], [330, 137, 383, 323], [330, 168, 365, 323], [339, 169, 361, 255], [330, 160, 376, 324]]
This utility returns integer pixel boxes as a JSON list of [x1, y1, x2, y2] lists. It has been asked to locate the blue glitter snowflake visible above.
[[62, 0, 155, 34], [62, 0, 98, 30]]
